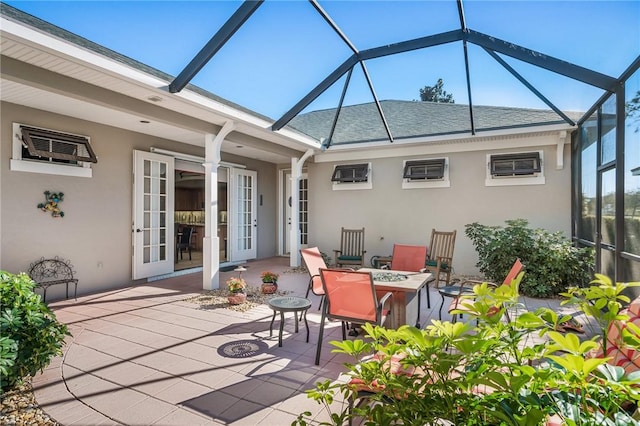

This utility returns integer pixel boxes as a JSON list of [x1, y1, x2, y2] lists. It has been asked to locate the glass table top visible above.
[[268, 296, 312, 310]]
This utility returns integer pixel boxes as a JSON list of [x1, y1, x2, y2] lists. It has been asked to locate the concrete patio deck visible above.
[[31, 257, 573, 425]]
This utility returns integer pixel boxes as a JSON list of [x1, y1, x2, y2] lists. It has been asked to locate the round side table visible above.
[[268, 296, 312, 347]]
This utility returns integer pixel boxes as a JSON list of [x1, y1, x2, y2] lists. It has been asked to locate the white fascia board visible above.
[[314, 125, 577, 163]]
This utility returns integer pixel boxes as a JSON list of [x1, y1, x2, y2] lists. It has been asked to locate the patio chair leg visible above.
[[315, 312, 327, 365]]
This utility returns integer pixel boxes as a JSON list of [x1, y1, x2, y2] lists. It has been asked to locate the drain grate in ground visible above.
[[217, 339, 269, 358]]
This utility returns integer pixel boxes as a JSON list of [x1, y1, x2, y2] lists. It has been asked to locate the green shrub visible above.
[[295, 275, 640, 426], [465, 219, 595, 298], [0, 270, 70, 392]]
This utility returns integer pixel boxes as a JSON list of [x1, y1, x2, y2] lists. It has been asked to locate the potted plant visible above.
[[260, 271, 279, 294], [226, 277, 247, 305]]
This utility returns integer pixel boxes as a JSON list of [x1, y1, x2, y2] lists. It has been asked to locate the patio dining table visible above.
[[358, 268, 432, 329]]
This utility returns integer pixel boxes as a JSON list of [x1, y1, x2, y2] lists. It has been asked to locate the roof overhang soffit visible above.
[[1, 55, 221, 135]]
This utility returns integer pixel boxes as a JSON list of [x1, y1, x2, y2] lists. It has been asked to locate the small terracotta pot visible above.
[[227, 293, 247, 305], [261, 282, 278, 294]]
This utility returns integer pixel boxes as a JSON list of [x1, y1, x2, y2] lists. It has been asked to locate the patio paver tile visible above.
[[222, 401, 273, 426], [206, 371, 265, 398], [88, 387, 149, 421], [256, 406, 301, 426], [113, 396, 178, 426], [136, 351, 212, 376], [152, 378, 212, 405], [183, 364, 240, 388], [152, 407, 221, 425], [129, 369, 181, 396], [63, 343, 122, 372], [91, 360, 162, 388], [180, 389, 240, 420], [59, 407, 112, 426], [241, 380, 298, 406]]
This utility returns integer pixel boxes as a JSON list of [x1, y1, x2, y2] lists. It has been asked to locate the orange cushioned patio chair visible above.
[[300, 246, 327, 310], [315, 268, 393, 365], [389, 244, 428, 272], [446, 258, 525, 323]]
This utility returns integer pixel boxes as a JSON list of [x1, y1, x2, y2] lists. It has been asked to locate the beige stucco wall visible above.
[[307, 135, 572, 276], [1, 102, 278, 300]]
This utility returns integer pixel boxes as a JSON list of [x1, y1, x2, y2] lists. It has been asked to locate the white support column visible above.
[[556, 130, 567, 170], [203, 121, 235, 290], [289, 149, 315, 267]]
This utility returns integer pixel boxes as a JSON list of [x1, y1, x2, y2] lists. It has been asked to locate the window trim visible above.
[[489, 152, 541, 177], [11, 123, 94, 178], [331, 163, 372, 190], [402, 157, 450, 189], [485, 150, 545, 186]]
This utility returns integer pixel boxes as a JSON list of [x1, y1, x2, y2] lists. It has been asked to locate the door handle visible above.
[[136, 229, 142, 233]]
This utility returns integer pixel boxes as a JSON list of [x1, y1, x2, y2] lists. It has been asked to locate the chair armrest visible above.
[[378, 291, 393, 315], [449, 279, 498, 297]]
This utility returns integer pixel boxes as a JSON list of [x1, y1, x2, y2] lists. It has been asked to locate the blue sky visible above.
[[4, 0, 639, 120]]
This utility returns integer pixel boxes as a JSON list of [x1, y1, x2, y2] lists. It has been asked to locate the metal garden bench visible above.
[[28, 257, 78, 302]]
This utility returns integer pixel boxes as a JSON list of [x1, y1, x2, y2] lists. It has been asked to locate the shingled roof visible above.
[[288, 100, 582, 145]]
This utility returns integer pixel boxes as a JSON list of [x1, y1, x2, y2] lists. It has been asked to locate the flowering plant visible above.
[[260, 271, 279, 283], [226, 277, 246, 294]]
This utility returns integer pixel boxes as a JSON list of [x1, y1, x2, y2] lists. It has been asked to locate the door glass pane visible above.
[[151, 177, 159, 195], [601, 95, 616, 164], [237, 174, 253, 251], [579, 112, 597, 242], [143, 157, 170, 266], [601, 168, 615, 246], [625, 68, 640, 256], [299, 178, 308, 245]]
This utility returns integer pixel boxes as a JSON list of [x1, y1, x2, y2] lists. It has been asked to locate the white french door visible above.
[[132, 150, 174, 279], [283, 171, 308, 254], [230, 168, 257, 261]]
